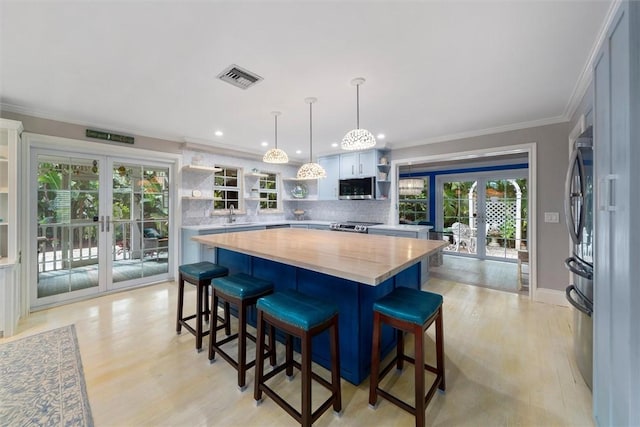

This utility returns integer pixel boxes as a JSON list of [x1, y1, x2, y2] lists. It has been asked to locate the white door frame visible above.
[[388, 142, 537, 300], [22, 133, 181, 310]]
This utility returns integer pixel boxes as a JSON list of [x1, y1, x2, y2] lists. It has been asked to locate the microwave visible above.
[[339, 177, 375, 200]]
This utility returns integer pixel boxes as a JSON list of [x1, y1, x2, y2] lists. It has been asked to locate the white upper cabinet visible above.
[[339, 150, 377, 179], [318, 155, 340, 200]]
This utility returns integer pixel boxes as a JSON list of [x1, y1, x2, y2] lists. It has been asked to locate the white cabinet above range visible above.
[[339, 150, 377, 179]]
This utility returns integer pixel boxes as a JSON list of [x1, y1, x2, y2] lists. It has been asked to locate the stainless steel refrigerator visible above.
[[564, 126, 593, 390]]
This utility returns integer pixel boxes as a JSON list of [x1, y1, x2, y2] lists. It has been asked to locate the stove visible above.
[[329, 221, 382, 233]]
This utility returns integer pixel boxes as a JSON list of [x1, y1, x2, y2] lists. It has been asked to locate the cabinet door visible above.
[[340, 152, 358, 179], [358, 150, 377, 177], [593, 2, 640, 425], [318, 155, 340, 199], [339, 150, 377, 178]]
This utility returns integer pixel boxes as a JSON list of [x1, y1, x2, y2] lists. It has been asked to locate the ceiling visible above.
[[0, 1, 612, 162]]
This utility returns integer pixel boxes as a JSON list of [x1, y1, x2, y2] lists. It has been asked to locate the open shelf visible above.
[[182, 165, 222, 173]]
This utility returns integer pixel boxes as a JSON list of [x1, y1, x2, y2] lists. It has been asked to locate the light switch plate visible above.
[[544, 212, 560, 223]]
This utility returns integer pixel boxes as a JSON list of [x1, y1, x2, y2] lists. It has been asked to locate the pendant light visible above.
[[399, 163, 423, 196], [263, 111, 289, 163], [341, 77, 376, 151], [297, 97, 327, 180]]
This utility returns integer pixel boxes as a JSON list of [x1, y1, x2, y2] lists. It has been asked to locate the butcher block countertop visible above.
[[192, 228, 446, 286]]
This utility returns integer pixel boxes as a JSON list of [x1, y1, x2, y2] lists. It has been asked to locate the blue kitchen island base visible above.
[[212, 247, 422, 385]]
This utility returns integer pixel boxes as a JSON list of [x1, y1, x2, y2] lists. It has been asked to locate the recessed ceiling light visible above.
[[377, 133, 385, 139], [261, 141, 268, 147], [331, 142, 338, 148], [296, 149, 302, 154], [214, 130, 223, 137]]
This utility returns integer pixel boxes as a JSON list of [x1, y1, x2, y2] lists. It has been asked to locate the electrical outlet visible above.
[[544, 212, 560, 223]]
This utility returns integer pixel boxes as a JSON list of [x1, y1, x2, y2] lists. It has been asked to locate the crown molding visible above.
[[387, 115, 567, 150], [562, 0, 623, 122]]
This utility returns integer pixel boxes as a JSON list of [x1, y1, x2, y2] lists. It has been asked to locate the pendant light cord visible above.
[[309, 102, 313, 162], [274, 114, 278, 149], [356, 83, 360, 129]]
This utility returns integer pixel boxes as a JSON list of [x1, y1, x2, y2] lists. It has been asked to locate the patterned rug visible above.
[[0, 325, 93, 426]]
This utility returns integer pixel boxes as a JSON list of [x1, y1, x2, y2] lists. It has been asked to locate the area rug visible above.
[[0, 325, 94, 426]]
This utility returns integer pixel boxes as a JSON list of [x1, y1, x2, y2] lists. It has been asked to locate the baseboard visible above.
[[534, 287, 569, 307]]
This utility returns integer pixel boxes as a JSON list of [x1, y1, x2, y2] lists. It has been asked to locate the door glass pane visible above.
[[442, 180, 476, 253], [37, 156, 100, 297], [483, 178, 527, 259], [112, 163, 169, 284]]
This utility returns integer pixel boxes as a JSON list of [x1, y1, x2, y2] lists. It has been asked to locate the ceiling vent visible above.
[[217, 64, 263, 90]]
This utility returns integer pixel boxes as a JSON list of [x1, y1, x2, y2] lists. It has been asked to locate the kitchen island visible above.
[[193, 228, 445, 384]]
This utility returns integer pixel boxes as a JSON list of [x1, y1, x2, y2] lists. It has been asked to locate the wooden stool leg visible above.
[[330, 317, 342, 413], [238, 300, 248, 390], [436, 307, 446, 391], [268, 324, 277, 366], [369, 311, 381, 406], [195, 280, 204, 351], [301, 331, 312, 427], [176, 273, 185, 334], [224, 301, 231, 336], [414, 324, 426, 427], [254, 310, 266, 402], [285, 334, 294, 378], [208, 292, 220, 361], [203, 283, 210, 323], [396, 329, 404, 370]]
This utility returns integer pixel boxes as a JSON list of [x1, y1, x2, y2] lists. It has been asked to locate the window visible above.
[[398, 177, 428, 223], [259, 173, 279, 210], [214, 167, 240, 210]]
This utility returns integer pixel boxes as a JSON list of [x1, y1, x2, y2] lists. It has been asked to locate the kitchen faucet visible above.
[[228, 204, 236, 223]]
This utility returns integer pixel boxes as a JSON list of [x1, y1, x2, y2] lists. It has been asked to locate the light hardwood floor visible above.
[[2, 278, 593, 426]]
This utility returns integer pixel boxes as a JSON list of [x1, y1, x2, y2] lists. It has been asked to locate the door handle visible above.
[[351, 165, 355, 175], [100, 216, 104, 232], [106, 215, 110, 232], [359, 163, 363, 174]]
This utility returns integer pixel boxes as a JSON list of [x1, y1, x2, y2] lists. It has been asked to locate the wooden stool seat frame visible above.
[[208, 286, 277, 390], [176, 270, 231, 352], [369, 305, 445, 427], [254, 309, 342, 427]]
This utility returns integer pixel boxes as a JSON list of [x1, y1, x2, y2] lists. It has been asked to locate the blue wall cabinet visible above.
[[318, 155, 339, 200], [593, 2, 640, 425], [339, 150, 377, 179]]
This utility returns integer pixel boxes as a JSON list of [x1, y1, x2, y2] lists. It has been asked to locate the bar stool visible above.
[[177, 261, 230, 352], [369, 287, 445, 427], [209, 273, 277, 390], [254, 289, 342, 427]]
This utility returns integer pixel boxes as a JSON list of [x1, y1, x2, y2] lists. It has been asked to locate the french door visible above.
[[437, 170, 528, 260], [32, 149, 172, 307]]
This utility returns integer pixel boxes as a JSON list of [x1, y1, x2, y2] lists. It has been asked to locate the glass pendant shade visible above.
[[297, 162, 327, 179], [263, 148, 288, 163], [296, 97, 326, 180], [263, 111, 289, 164], [342, 77, 377, 151], [342, 128, 377, 151], [399, 178, 424, 196]]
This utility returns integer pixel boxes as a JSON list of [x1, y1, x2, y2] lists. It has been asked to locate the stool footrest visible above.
[[258, 382, 337, 426]]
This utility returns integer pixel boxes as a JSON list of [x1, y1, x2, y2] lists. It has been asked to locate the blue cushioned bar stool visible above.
[[254, 289, 342, 427], [369, 287, 445, 427], [209, 273, 277, 390], [177, 261, 230, 352]]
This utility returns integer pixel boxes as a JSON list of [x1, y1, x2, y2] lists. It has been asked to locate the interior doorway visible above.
[[390, 143, 535, 297]]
